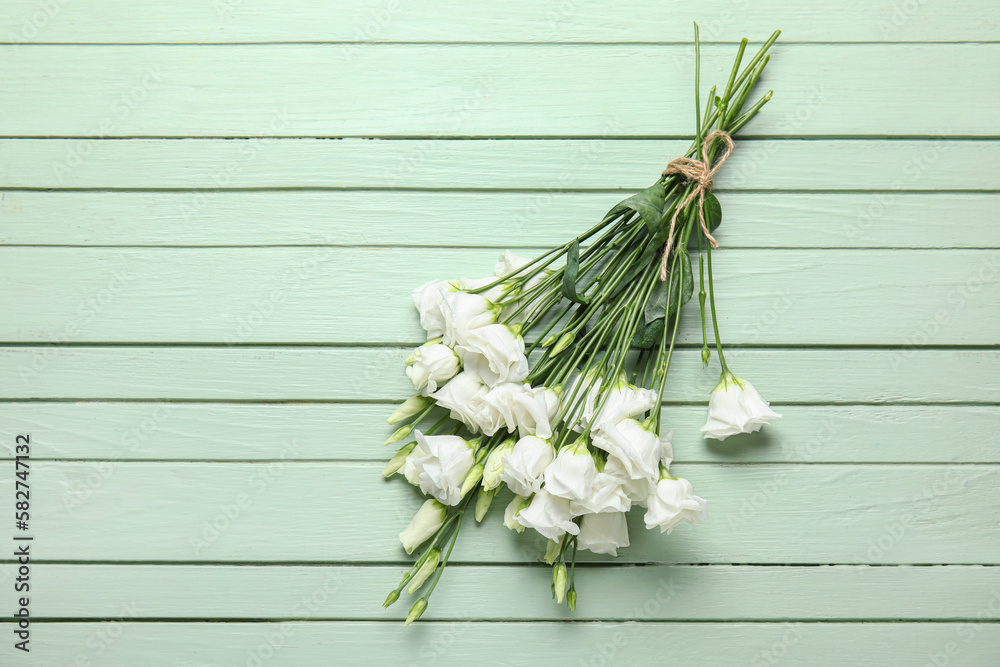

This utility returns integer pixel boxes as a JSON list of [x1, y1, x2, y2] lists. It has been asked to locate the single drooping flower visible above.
[[499, 435, 555, 497], [399, 499, 448, 554], [644, 472, 709, 534], [577, 512, 630, 557], [543, 438, 598, 502], [456, 323, 529, 387], [516, 489, 580, 540], [700, 372, 782, 441], [408, 431, 477, 505], [406, 341, 461, 395]]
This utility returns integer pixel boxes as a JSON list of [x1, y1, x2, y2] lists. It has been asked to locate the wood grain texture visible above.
[[2, 347, 998, 402], [3, 622, 999, 667], [20, 564, 1000, 620], [1, 45, 999, 136], [2, 247, 997, 344], [2, 461, 997, 564], [2, 0, 997, 43], [4, 2, 1000, 662], [4, 138, 995, 190], [3, 191, 998, 248], [3, 403, 996, 463]]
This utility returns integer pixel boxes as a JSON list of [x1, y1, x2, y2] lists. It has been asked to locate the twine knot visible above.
[[658, 130, 734, 281]]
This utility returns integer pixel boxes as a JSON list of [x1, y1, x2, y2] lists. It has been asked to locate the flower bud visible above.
[[460, 463, 485, 496], [551, 332, 575, 357], [407, 549, 441, 594], [482, 438, 516, 490], [399, 499, 448, 555], [503, 495, 528, 533], [475, 486, 498, 522], [404, 598, 428, 626], [552, 563, 568, 604], [383, 589, 400, 608], [382, 441, 417, 477], [387, 395, 431, 425], [567, 587, 577, 611], [540, 334, 558, 347], [384, 424, 413, 447]]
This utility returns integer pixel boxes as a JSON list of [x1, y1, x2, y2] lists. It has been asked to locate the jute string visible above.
[[658, 130, 734, 281]]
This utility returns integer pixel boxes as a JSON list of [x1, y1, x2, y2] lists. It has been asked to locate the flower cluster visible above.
[[380, 26, 783, 625]]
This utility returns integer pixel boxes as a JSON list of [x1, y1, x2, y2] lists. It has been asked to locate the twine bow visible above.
[[658, 129, 735, 281]]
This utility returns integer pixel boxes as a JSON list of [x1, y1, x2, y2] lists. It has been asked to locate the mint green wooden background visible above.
[[1, 2, 999, 665]]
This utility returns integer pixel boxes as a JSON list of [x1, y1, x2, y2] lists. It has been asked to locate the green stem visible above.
[[705, 241, 729, 374]]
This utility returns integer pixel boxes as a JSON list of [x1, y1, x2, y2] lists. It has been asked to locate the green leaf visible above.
[[643, 249, 694, 324], [606, 182, 667, 234], [561, 240, 590, 304], [632, 318, 663, 349], [703, 192, 723, 233]]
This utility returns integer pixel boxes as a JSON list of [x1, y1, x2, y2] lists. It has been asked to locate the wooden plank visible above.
[[3, 139, 994, 191], [2, 191, 997, 249], [2, 347, 998, 403], [0, 45, 998, 137], [1, 247, 997, 345], [3, 461, 997, 564], [2, 0, 997, 43], [3, 403, 996, 463], [19, 564, 1000, 620], [2, 622, 999, 667]]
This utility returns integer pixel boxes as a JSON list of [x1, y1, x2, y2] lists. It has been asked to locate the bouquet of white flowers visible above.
[[382, 25, 783, 624]]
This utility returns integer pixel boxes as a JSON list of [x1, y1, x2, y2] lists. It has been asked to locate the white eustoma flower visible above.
[[408, 431, 477, 506], [457, 324, 529, 387], [603, 455, 657, 507], [543, 438, 597, 502], [569, 471, 631, 515], [430, 372, 488, 432], [644, 474, 708, 534], [701, 372, 782, 441], [440, 291, 498, 347], [577, 512, 630, 557], [411, 279, 453, 339], [571, 371, 658, 433], [399, 498, 448, 554], [482, 382, 530, 433], [406, 342, 461, 395], [516, 489, 580, 540], [511, 385, 561, 439], [482, 438, 516, 490], [592, 418, 662, 483], [499, 435, 555, 497]]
